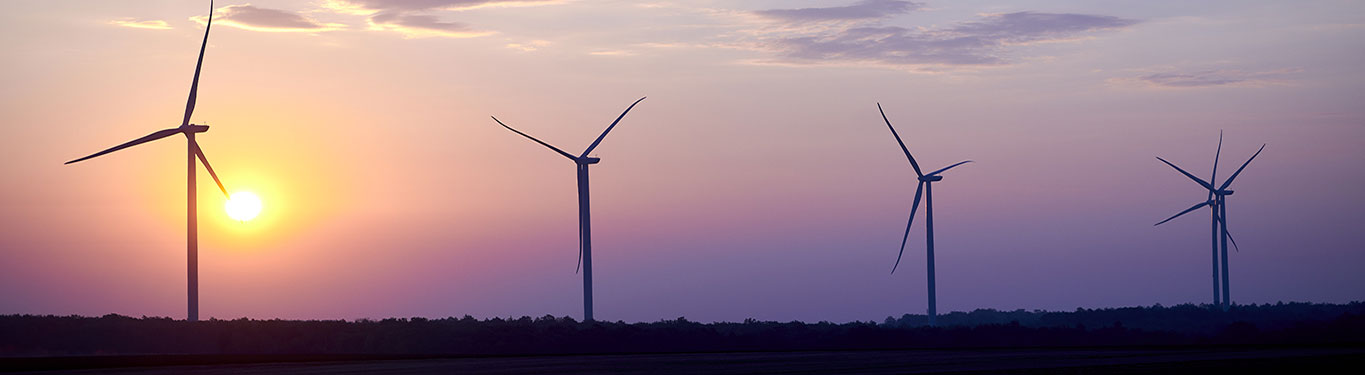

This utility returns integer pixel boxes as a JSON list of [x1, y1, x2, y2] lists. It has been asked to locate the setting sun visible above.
[[225, 192, 262, 222]]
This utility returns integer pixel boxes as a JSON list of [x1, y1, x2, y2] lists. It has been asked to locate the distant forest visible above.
[[3, 302, 1362, 357]]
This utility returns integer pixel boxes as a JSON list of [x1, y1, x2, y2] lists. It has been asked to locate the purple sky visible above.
[[1, 0, 1363, 323]]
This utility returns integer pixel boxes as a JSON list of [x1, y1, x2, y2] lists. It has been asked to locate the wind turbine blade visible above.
[[926, 160, 973, 177], [1214, 212, 1242, 252], [877, 103, 923, 177], [1156, 157, 1214, 191], [192, 140, 229, 198], [65, 128, 182, 164], [1154, 201, 1210, 226], [1209, 131, 1222, 201], [1218, 144, 1266, 191], [576, 167, 586, 274], [491, 116, 576, 160], [579, 96, 646, 158], [576, 215, 584, 274], [892, 181, 924, 274], [182, 0, 213, 127]]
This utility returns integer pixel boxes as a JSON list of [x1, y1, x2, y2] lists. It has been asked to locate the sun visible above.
[[225, 192, 262, 222]]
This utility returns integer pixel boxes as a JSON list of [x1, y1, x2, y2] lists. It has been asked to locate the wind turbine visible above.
[[879, 103, 971, 327], [1155, 132, 1264, 311], [65, 1, 228, 322], [490, 97, 646, 322]]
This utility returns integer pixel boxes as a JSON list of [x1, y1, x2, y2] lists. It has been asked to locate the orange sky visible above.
[[1, 0, 1364, 322]]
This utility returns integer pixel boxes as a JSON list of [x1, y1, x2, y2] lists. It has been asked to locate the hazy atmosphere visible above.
[[2, 0, 1363, 323]]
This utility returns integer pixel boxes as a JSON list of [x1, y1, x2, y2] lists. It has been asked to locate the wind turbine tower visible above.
[[878, 103, 971, 326], [491, 97, 646, 322], [65, 1, 229, 322], [1156, 132, 1264, 311]]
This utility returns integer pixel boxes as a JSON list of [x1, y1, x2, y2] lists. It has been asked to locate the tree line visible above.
[[2, 302, 1361, 357]]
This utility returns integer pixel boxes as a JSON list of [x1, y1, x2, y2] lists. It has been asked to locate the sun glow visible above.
[[225, 192, 263, 222]]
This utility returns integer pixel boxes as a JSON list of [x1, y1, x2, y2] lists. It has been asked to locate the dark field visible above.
[[5, 347, 1364, 374], [4, 302, 1364, 373]]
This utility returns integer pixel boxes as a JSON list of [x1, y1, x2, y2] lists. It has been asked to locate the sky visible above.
[[1, 0, 1363, 323]]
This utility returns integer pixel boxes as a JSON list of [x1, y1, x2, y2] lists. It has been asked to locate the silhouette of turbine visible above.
[[491, 97, 646, 322], [1155, 132, 1264, 311], [879, 103, 971, 327], [65, 1, 227, 322]]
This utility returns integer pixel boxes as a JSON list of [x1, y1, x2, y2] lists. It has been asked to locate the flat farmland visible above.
[[7, 346, 1363, 374]]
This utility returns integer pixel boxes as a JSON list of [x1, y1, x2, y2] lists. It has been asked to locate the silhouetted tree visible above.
[[1, 302, 1360, 357]]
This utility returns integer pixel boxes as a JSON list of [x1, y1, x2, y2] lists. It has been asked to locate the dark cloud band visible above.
[[759, 10, 1138, 67], [754, 0, 923, 23]]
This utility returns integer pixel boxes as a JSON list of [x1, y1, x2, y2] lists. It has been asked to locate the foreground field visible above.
[[5, 346, 1364, 374], [4, 303, 1363, 372], [5, 303, 1364, 357]]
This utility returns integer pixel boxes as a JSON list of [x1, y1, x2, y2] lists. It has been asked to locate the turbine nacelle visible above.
[[577, 157, 601, 165], [1219, 189, 1234, 196], [918, 175, 943, 182], [182, 124, 209, 133]]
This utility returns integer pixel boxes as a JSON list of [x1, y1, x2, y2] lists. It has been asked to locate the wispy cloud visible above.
[[753, 10, 1138, 69], [506, 40, 550, 51], [323, 0, 560, 38], [588, 50, 635, 57], [325, 0, 560, 13], [192, 5, 345, 33], [367, 12, 492, 38], [950, 12, 1137, 46], [753, 0, 922, 23], [627, 2, 1138, 71], [1115, 68, 1301, 88], [110, 18, 172, 30]]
